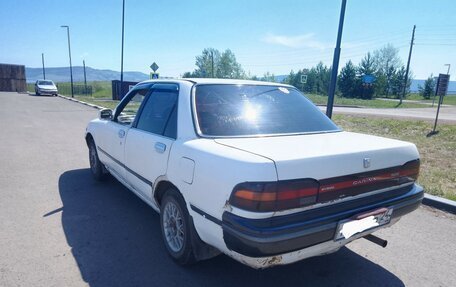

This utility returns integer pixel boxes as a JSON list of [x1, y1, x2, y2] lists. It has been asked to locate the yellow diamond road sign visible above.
[[150, 62, 159, 72]]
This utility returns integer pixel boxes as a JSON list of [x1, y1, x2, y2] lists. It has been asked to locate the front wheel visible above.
[[160, 189, 196, 265], [88, 140, 107, 181]]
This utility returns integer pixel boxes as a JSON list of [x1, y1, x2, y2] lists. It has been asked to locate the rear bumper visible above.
[[222, 184, 423, 258]]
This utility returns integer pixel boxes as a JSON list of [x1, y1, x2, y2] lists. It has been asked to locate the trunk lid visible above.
[[216, 131, 419, 203]]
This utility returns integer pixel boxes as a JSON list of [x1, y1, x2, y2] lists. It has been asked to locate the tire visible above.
[[88, 140, 107, 181], [160, 189, 197, 265], [35, 90, 40, 96]]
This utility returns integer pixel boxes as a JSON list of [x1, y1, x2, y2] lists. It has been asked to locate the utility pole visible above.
[[41, 53, 46, 80], [326, 0, 347, 118], [61, 25, 74, 98], [120, 0, 125, 96], [211, 50, 214, 78], [83, 59, 88, 95], [401, 25, 416, 105]]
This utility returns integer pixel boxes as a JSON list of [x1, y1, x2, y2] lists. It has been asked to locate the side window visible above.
[[136, 86, 178, 138], [115, 87, 149, 125]]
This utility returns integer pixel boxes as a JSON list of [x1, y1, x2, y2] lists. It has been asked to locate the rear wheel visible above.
[[88, 140, 107, 181], [160, 189, 196, 265]]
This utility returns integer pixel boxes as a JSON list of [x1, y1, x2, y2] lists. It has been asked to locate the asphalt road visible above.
[[1, 91, 455, 287], [324, 105, 456, 123]]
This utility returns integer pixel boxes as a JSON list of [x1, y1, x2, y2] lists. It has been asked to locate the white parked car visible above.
[[35, 80, 58, 96], [85, 79, 423, 268]]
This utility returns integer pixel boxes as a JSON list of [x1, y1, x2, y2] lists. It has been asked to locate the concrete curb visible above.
[[56, 93, 456, 215], [56, 94, 105, 110], [422, 193, 456, 214]]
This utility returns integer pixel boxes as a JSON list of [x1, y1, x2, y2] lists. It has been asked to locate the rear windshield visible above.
[[38, 81, 54, 85], [194, 84, 340, 137]]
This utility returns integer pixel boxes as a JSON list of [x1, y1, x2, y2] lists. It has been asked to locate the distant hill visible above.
[[25, 66, 149, 83]]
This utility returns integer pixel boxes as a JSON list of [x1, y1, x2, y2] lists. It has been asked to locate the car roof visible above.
[[140, 78, 293, 87]]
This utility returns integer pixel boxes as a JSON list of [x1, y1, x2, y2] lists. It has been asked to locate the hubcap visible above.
[[163, 201, 184, 253]]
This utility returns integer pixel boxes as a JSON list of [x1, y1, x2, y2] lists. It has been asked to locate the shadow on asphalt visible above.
[[57, 169, 404, 287], [27, 92, 55, 97]]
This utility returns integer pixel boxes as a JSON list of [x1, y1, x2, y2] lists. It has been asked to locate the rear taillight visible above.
[[230, 160, 420, 212], [230, 180, 319, 212], [400, 159, 420, 181]]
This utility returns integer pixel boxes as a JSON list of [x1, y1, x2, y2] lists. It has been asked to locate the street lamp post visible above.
[[444, 64, 451, 75], [61, 25, 74, 98], [120, 0, 125, 97], [326, 0, 347, 118], [41, 53, 46, 80], [83, 59, 88, 95]]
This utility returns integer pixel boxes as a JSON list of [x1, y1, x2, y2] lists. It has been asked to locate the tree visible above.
[[372, 44, 403, 97], [284, 70, 296, 85], [419, 75, 436, 99], [194, 48, 220, 78], [338, 61, 357, 98], [183, 48, 245, 79], [358, 52, 375, 76], [182, 71, 197, 78], [217, 49, 245, 79], [314, 62, 331, 95], [373, 44, 402, 73], [262, 71, 275, 82]]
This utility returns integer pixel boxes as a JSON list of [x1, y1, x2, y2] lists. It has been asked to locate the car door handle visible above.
[[118, 129, 126, 138], [155, 142, 166, 153]]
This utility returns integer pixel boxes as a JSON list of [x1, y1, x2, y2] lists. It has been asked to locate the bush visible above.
[[419, 75, 435, 99]]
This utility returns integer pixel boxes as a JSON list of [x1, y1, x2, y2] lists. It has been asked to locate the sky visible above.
[[1, 0, 455, 79]]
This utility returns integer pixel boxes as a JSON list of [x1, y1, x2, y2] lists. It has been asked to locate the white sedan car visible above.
[[35, 79, 58, 96], [85, 79, 423, 268]]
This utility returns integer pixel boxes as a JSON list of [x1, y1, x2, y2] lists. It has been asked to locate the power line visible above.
[[415, 43, 456, 46], [235, 34, 410, 59]]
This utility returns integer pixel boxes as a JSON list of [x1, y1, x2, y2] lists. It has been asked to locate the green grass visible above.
[[74, 95, 119, 110], [407, 93, 456, 106], [26, 83, 33, 92], [57, 81, 112, 98], [306, 94, 430, 108], [333, 114, 456, 201]]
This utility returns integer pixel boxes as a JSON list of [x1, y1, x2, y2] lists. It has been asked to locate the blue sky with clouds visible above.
[[1, 0, 455, 78]]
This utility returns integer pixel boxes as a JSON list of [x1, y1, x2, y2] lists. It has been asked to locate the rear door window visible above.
[[135, 84, 178, 138]]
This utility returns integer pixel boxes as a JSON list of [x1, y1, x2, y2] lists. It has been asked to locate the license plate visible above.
[[334, 207, 393, 241]]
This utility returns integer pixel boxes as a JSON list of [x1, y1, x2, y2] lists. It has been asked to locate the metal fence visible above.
[[56, 84, 93, 96]]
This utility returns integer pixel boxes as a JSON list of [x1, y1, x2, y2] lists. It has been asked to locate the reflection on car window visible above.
[[116, 88, 148, 125], [195, 84, 340, 137], [38, 81, 54, 85]]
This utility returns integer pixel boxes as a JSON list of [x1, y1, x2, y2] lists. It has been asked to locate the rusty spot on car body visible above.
[[223, 200, 232, 211], [258, 255, 283, 267]]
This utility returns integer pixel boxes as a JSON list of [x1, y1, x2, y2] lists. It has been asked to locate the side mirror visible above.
[[99, 108, 113, 120]]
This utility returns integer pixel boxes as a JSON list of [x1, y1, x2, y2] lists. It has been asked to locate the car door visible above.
[[124, 83, 179, 200], [97, 85, 150, 182]]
